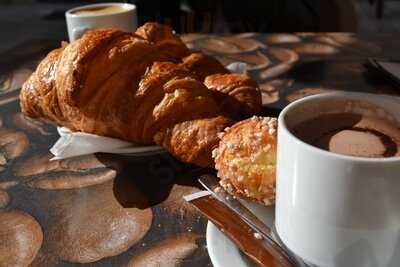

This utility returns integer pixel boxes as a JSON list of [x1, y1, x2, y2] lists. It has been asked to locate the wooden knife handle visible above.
[[190, 195, 295, 267]]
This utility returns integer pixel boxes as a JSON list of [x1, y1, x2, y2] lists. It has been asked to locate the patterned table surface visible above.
[[0, 32, 400, 267]]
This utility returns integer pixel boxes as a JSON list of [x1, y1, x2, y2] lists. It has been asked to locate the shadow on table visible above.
[[110, 154, 213, 209], [285, 60, 328, 83]]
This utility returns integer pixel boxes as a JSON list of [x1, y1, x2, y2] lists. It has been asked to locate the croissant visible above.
[[20, 22, 261, 167], [135, 22, 190, 61]]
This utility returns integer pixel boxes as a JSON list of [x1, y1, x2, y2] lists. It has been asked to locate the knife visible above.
[[198, 174, 308, 267], [185, 191, 294, 267]]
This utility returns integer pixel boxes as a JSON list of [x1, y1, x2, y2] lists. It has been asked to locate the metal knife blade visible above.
[[199, 174, 303, 267]]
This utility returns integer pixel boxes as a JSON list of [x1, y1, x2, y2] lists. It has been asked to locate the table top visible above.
[[1, 32, 400, 267]]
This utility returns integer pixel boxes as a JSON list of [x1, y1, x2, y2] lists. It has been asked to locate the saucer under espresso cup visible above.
[[65, 3, 137, 42], [276, 91, 400, 267]]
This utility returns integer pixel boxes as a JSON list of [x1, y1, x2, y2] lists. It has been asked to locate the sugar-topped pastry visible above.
[[214, 116, 277, 205]]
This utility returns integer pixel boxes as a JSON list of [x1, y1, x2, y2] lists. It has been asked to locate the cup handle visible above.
[[71, 27, 89, 41]]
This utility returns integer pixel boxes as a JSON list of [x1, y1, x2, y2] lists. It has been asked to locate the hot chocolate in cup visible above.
[[290, 99, 400, 158], [276, 92, 400, 267]]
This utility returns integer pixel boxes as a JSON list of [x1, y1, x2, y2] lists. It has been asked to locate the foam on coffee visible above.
[[71, 5, 128, 16], [290, 99, 400, 158]]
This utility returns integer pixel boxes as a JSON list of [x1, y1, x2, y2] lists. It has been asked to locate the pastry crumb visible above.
[[214, 186, 223, 193], [253, 232, 263, 240]]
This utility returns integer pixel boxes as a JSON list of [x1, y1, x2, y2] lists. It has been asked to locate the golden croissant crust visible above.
[[205, 74, 262, 117], [182, 52, 229, 81], [20, 22, 261, 167]]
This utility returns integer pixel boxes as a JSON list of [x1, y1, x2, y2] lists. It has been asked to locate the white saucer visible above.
[[206, 200, 275, 267], [206, 200, 315, 267]]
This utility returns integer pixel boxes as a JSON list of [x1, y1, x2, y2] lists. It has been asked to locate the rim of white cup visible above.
[[278, 91, 400, 163], [66, 2, 136, 18]]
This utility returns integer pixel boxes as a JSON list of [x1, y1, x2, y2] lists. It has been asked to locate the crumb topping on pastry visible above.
[[214, 116, 277, 205]]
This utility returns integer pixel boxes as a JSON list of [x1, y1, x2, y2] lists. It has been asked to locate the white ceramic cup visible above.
[[65, 3, 137, 42], [275, 92, 400, 267]]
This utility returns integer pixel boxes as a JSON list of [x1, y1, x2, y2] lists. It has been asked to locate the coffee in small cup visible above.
[[70, 5, 128, 16], [65, 3, 137, 42]]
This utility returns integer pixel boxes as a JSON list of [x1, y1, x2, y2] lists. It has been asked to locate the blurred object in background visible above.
[[320, 0, 358, 32], [369, 0, 384, 19], [134, 0, 348, 33], [216, 0, 320, 32], [0, 0, 359, 34]]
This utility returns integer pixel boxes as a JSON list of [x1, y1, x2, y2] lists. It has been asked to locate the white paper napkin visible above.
[[227, 62, 247, 74], [50, 127, 164, 160], [49, 62, 248, 160]]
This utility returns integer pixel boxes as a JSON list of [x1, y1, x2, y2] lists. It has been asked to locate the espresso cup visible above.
[[275, 92, 400, 267], [65, 3, 137, 42]]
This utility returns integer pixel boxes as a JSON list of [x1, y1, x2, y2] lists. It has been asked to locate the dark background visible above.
[[0, 0, 399, 58]]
